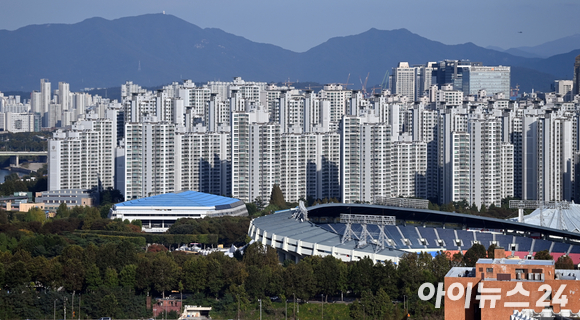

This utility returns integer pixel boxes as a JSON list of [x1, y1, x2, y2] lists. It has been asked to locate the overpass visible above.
[[0, 151, 48, 165]]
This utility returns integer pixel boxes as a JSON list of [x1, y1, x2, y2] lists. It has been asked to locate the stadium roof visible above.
[[523, 203, 580, 233], [115, 191, 242, 208], [307, 203, 580, 242], [251, 209, 407, 259]]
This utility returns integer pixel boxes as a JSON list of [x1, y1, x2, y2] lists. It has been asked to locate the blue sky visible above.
[[1, 0, 579, 52]]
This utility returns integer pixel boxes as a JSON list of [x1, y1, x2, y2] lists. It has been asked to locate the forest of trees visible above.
[[0, 160, 561, 319], [7, 200, 563, 320]]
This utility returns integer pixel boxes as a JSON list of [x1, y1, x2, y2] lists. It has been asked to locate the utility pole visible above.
[[259, 299, 262, 320], [54, 299, 56, 320], [321, 294, 324, 320], [64, 298, 67, 320]]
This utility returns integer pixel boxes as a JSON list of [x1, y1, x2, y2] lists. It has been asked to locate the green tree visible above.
[[480, 203, 487, 214], [104, 267, 119, 288], [82, 207, 101, 229], [349, 256, 375, 296], [0, 209, 8, 224], [534, 250, 553, 260], [245, 203, 258, 216], [62, 258, 85, 292], [311, 255, 345, 298], [431, 251, 452, 282], [284, 259, 316, 300], [206, 257, 224, 298], [374, 288, 394, 319], [56, 203, 70, 218], [242, 242, 279, 269], [463, 243, 487, 267], [5, 260, 30, 288], [152, 253, 179, 297], [130, 219, 142, 230], [269, 184, 285, 208], [487, 244, 498, 259], [555, 255, 574, 269], [0, 262, 5, 288], [119, 264, 137, 289], [183, 257, 207, 293], [85, 263, 103, 291], [24, 207, 45, 223], [98, 293, 121, 318]]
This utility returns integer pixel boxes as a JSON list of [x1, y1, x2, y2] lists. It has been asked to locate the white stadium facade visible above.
[[249, 203, 580, 264]]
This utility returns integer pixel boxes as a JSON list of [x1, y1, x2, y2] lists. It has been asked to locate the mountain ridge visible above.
[[0, 14, 574, 93]]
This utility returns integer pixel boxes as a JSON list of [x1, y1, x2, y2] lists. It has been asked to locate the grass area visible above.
[[210, 301, 351, 320]]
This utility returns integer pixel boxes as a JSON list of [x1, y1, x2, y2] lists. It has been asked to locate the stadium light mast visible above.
[[509, 200, 569, 226]]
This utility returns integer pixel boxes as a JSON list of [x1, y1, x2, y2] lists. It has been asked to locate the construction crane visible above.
[[359, 72, 370, 97], [380, 70, 389, 92], [338, 73, 354, 89]]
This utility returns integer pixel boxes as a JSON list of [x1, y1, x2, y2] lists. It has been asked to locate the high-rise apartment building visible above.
[[468, 117, 504, 208], [391, 137, 426, 199], [48, 116, 115, 191], [58, 82, 70, 111], [124, 119, 175, 200], [175, 131, 231, 196], [230, 107, 278, 203], [574, 54, 580, 97], [341, 114, 392, 203], [553, 80, 574, 102], [391, 62, 416, 100], [40, 79, 51, 127], [319, 84, 352, 124]]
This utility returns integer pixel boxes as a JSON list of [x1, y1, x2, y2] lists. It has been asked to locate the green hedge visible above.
[[73, 230, 217, 246]]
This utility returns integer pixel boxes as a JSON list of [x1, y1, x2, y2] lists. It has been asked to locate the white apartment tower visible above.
[[231, 107, 279, 203], [175, 131, 231, 196], [391, 137, 427, 199], [468, 117, 503, 208], [41, 79, 51, 127], [124, 120, 175, 200], [341, 114, 391, 203], [391, 62, 416, 100], [439, 111, 470, 205], [319, 84, 352, 125], [48, 117, 115, 191]]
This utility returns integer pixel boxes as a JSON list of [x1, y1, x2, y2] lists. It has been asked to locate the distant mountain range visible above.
[[0, 14, 578, 93], [494, 34, 580, 59]]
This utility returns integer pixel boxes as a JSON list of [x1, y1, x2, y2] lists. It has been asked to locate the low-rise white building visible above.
[[109, 190, 248, 233]]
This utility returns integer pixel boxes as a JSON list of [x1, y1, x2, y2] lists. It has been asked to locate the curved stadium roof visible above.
[[307, 203, 580, 242], [114, 190, 243, 209]]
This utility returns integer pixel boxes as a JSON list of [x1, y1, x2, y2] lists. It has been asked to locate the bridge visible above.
[[0, 151, 48, 165]]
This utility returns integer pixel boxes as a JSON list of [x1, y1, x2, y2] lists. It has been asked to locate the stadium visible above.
[[109, 190, 248, 232], [248, 201, 580, 264]]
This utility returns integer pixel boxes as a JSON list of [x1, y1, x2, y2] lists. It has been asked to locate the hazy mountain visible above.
[[0, 14, 573, 93], [507, 34, 580, 58], [293, 28, 547, 90], [0, 14, 297, 91], [503, 48, 542, 59], [523, 49, 580, 80]]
